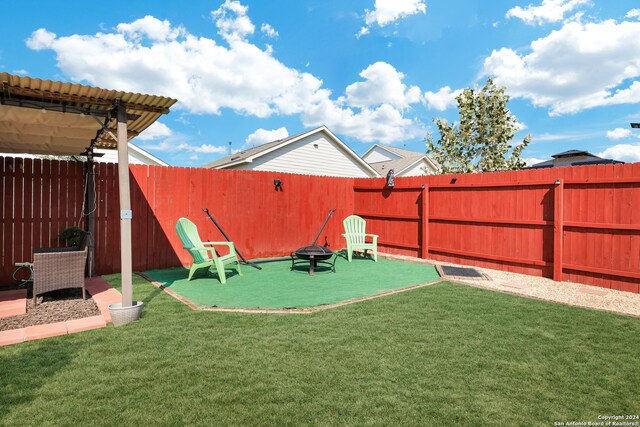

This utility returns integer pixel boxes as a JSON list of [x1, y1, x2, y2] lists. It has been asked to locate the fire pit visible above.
[[291, 209, 337, 276]]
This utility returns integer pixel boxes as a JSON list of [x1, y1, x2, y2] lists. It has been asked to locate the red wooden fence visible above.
[[1, 157, 86, 284], [2, 156, 639, 293], [355, 162, 640, 293]]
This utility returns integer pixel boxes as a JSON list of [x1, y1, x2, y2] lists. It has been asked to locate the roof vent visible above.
[[230, 156, 240, 161]]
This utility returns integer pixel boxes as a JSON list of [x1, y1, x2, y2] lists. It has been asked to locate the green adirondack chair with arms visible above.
[[175, 217, 242, 283], [342, 215, 378, 262]]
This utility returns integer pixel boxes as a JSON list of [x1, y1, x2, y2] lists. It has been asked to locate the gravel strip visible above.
[[0, 288, 101, 331], [380, 253, 640, 318]]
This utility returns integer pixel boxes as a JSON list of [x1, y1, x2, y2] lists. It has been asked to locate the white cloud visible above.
[[260, 23, 278, 38], [423, 86, 462, 111], [245, 127, 288, 147], [606, 127, 632, 140], [525, 157, 547, 165], [26, 28, 57, 50], [117, 15, 185, 41], [344, 62, 421, 109], [483, 19, 640, 116], [145, 140, 228, 154], [626, 9, 640, 19], [506, 0, 590, 25], [136, 121, 173, 141], [598, 143, 640, 162], [514, 121, 528, 131], [533, 132, 593, 141], [212, 0, 255, 43], [26, 3, 423, 145], [358, 0, 426, 36], [302, 101, 423, 144], [26, 14, 321, 118], [139, 129, 228, 155], [186, 144, 229, 154], [356, 27, 370, 38]]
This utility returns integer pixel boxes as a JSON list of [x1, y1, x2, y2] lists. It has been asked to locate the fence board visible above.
[[22, 159, 33, 267], [14, 158, 24, 267], [2, 158, 14, 280]]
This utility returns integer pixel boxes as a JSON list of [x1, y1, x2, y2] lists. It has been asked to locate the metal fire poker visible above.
[[202, 208, 262, 270]]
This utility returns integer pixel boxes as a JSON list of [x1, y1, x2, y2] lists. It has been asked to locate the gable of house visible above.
[[206, 127, 377, 177], [363, 144, 437, 176], [226, 131, 374, 177], [362, 146, 402, 163], [397, 158, 432, 177]]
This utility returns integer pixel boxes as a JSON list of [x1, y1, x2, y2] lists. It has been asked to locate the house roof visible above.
[[363, 144, 437, 175], [204, 133, 301, 168], [203, 126, 378, 176], [527, 158, 624, 169], [551, 149, 596, 158], [527, 149, 624, 169], [0, 72, 177, 156]]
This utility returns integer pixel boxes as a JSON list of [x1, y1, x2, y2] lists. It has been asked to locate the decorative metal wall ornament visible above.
[[386, 169, 395, 187]]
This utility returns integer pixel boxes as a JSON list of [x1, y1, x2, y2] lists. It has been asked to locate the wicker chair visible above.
[[32, 232, 90, 305]]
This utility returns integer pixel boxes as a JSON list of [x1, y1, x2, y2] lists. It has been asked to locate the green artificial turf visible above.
[[143, 256, 441, 308], [1, 277, 639, 426]]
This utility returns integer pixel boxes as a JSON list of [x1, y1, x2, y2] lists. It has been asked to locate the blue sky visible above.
[[1, 0, 640, 166]]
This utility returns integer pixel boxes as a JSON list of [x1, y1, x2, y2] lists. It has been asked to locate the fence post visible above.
[[553, 179, 564, 281], [421, 184, 429, 259]]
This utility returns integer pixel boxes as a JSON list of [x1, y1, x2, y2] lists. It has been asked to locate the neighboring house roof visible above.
[[95, 143, 169, 166], [527, 149, 624, 169], [203, 126, 378, 176], [551, 149, 594, 158], [362, 144, 438, 176]]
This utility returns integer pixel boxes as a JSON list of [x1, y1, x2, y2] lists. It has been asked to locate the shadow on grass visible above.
[[145, 266, 242, 289], [0, 340, 78, 416], [139, 282, 165, 307]]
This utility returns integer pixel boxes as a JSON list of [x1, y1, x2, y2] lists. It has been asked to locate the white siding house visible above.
[[362, 145, 438, 177], [0, 142, 168, 166], [94, 143, 168, 166], [204, 126, 378, 177]]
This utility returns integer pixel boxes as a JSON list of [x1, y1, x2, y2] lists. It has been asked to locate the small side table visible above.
[[12, 262, 34, 287]]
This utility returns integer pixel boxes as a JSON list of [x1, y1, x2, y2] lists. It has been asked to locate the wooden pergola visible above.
[[0, 72, 177, 308]]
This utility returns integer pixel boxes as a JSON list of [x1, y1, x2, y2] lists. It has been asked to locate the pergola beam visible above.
[[3, 83, 170, 114], [0, 96, 141, 121]]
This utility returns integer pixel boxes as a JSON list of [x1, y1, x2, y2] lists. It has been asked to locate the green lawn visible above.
[[143, 257, 441, 308], [1, 275, 638, 426]]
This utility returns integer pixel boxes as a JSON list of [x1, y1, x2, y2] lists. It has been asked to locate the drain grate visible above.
[[437, 265, 489, 280]]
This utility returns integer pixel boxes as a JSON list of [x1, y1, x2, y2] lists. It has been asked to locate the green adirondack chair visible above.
[[175, 217, 242, 283], [342, 215, 378, 262]]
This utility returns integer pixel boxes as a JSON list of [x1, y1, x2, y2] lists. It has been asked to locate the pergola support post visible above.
[[116, 101, 133, 307]]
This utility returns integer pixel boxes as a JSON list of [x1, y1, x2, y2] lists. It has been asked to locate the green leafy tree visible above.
[[426, 77, 531, 174]]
